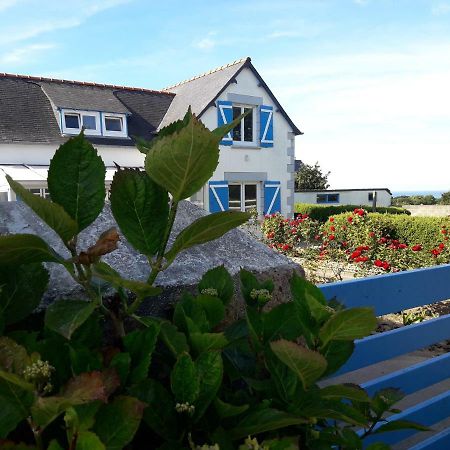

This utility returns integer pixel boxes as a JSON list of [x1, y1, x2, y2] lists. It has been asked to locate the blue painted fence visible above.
[[319, 264, 450, 448]]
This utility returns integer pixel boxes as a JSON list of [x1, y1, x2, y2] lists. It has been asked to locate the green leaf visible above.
[[128, 379, 178, 441], [212, 109, 251, 140], [93, 396, 145, 450], [365, 443, 391, 450], [0, 374, 35, 438], [145, 111, 220, 201], [159, 321, 189, 357], [0, 337, 31, 375], [110, 169, 169, 256], [195, 295, 225, 329], [45, 300, 97, 340], [92, 261, 161, 298], [165, 211, 249, 263], [263, 302, 300, 342], [194, 351, 223, 420], [0, 263, 49, 325], [214, 398, 249, 419], [0, 234, 64, 267], [373, 419, 430, 434], [270, 340, 327, 389], [123, 323, 160, 384], [109, 352, 131, 385], [76, 431, 106, 450], [190, 332, 228, 354], [47, 132, 106, 231], [6, 175, 78, 243], [198, 265, 234, 305], [371, 388, 405, 416], [239, 268, 274, 306], [48, 441, 64, 450], [321, 340, 355, 376], [320, 383, 370, 402], [266, 353, 298, 404], [229, 408, 308, 440], [319, 307, 377, 347], [170, 353, 199, 405]]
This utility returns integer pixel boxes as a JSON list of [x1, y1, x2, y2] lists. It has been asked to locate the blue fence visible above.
[[319, 264, 450, 448]]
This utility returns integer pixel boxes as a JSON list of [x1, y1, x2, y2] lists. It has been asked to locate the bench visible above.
[[319, 264, 450, 449]]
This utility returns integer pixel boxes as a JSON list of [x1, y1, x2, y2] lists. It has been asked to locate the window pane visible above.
[[105, 117, 122, 131], [29, 188, 41, 196], [368, 193, 374, 201], [244, 108, 253, 142], [328, 194, 339, 202], [43, 189, 51, 199], [232, 107, 241, 141], [65, 114, 79, 129], [244, 184, 257, 211], [229, 185, 242, 210], [317, 194, 327, 203], [82, 115, 97, 130]]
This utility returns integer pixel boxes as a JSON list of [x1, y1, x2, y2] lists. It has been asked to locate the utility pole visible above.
[[372, 190, 377, 212]]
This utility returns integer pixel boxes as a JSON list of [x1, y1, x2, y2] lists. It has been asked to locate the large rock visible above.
[[0, 201, 303, 317]]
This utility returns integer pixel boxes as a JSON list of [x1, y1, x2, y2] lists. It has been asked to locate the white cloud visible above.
[[261, 42, 450, 190], [0, 0, 18, 11], [431, 2, 450, 15], [194, 37, 216, 51], [0, 43, 57, 64]]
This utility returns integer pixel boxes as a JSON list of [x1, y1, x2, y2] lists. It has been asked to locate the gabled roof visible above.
[[160, 57, 302, 135]]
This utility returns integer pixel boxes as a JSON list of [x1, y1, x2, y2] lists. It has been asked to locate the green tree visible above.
[[295, 162, 330, 190], [440, 191, 450, 205]]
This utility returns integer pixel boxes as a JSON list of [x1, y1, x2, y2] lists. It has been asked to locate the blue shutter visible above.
[[209, 181, 229, 212], [217, 100, 233, 146], [260, 105, 274, 148], [264, 181, 281, 214]]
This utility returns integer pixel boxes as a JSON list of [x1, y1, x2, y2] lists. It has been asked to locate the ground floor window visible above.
[[229, 183, 258, 212], [28, 188, 50, 199], [317, 193, 339, 204]]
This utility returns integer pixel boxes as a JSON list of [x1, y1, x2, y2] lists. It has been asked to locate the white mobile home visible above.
[[295, 188, 392, 207]]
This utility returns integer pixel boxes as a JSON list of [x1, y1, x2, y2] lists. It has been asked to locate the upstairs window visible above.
[[61, 110, 101, 136], [61, 110, 128, 138], [232, 105, 255, 144]]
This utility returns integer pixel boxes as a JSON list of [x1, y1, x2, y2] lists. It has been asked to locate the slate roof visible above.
[[0, 57, 301, 145]]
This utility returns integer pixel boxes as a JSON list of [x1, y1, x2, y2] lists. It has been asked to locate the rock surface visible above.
[[0, 201, 303, 317]]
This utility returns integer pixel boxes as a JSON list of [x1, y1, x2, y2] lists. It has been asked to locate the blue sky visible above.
[[1, 0, 450, 190]]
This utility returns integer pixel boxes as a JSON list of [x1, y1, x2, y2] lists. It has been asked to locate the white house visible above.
[[0, 57, 302, 217], [295, 188, 392, 207]]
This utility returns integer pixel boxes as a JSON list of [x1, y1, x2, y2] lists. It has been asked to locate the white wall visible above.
[[295, 190, 392, 207], [200, 67, 296, 217]]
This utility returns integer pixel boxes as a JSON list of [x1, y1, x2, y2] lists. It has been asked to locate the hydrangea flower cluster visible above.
[[175, 402, 195, 415]]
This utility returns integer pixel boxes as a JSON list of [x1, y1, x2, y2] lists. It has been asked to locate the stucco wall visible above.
[[200, 67, 296, 217], [295, 190, 392, 207]]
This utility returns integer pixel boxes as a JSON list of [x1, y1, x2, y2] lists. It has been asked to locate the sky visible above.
[[0, 0, 449, 191]]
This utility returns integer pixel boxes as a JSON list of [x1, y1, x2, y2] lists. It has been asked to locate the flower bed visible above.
[[263, 209, 450, 273]]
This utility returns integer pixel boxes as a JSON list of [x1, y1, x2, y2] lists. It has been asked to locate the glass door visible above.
[[228, 183, 258, 212]]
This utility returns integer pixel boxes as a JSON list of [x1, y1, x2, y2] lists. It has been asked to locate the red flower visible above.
[[439, 243, 445, 250], [347, 217, 353, 223], [369, 232, 375, 238], [432, 248, 441, 257], [291, 228, 297, 234], [314, 235, 321, 240], [282, 244, 291, 251], [329, 234, 335, 240], [351, 250, 362, 259], [379, 237, 388, 244], [382, 261, 390, 270], [398, 243, 407, 249], [330, 226, 336, 232], [374, 259, 383, 267], [342, 241, 348, 247], [441, 229, 447, 234], [329, 217, 334, 222], [342, 225, 347, 230], [266, 232, 275, 239], [412, 244, 422, 251]]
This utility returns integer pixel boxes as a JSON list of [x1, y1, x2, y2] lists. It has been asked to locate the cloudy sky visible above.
[[1, 0, 449, 191]]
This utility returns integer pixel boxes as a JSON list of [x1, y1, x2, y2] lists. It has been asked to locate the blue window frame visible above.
[[317, 193, 340, 204]]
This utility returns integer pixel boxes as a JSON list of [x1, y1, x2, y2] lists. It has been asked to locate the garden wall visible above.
[[404, 205, 450, 217]]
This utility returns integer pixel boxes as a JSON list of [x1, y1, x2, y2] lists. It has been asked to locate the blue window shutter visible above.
[[260, 105, 274, 148], [209, 181, 229, 212], [217, 100, 233, 146], [264, 181, 281, 214]]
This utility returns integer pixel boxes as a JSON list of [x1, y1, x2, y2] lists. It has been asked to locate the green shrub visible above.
[[295, 203, 409, 223], [0, 112, 424, 449]]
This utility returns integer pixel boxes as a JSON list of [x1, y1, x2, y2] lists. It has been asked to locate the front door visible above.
[[229, 183, 258, 212]]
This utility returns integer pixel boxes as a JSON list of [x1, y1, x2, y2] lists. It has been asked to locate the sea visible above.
[[392, 190, 447, 199]]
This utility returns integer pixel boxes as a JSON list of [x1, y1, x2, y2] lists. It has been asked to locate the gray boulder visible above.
[[0, 201, 303, 317]]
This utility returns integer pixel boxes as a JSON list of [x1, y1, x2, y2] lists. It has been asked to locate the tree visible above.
[[440, 191, 450, 205], [295, 161, 330, 190]]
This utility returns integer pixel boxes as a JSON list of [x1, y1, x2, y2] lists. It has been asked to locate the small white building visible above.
[[0, 57, 302, 217], [295, 188, 392, 207]]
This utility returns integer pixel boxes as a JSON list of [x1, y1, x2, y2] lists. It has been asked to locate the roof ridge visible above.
[[162, 57, 250, 91], [0, 72, 175, 96]]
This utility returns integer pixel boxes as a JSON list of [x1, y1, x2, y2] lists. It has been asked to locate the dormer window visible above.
[[60, 109, 128, 138]]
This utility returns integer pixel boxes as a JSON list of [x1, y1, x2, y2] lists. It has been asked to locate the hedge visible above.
[[294, 203, 410, 222]]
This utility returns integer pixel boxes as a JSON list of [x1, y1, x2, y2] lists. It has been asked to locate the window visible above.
[[27, 188, 50, 199], [102, 113, 128, 137], [317, 193, 339, 204], [232, 106, 255, 144], [229, 183, 258, 212], [61, 110, 101, 136], [368, 192, 374, 202]]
